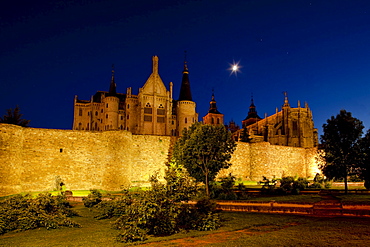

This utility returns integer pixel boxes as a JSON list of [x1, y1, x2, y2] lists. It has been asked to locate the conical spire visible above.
[[109, 64, 117, 95], [208, 92, 221, 114], [178, 52, 192, 101], [245, 94, 260, 119]]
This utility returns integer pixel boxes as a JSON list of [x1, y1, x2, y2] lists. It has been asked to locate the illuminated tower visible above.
[[103, 67, 119, 130], [203, 92, 223, 125], [242, 95, 261, 128], [138, 56, 173, 135], [176, 59, 198, 135]]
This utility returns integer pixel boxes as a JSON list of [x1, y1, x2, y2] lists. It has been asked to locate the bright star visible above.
[[228, 60, 241, 76]]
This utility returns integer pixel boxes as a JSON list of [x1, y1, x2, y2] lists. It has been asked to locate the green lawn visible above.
[[1, 203, 370, 246]]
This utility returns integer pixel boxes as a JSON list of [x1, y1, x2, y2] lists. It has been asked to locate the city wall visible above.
[[0, 124, 319, 196]]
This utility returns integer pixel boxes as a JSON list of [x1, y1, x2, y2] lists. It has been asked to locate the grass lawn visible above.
[[1, 203, 370, 246]]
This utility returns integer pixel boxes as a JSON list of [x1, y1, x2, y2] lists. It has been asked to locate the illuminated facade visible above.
[[73, 56, 198, 136], [235, 93, 318, 148]]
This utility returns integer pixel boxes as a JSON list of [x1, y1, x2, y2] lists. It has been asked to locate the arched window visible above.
[[127, 114, 130, 119], [185, 118, 187, 124], [127, 104, 130, 109], [217, 118, 220, 124], [211, 118, 214, 124], [106, 114, 108, 118], [95, 111, 98, 116], [106, 103, 108, 108]]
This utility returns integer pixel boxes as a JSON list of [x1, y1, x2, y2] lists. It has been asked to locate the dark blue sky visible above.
[[1, 0, 370, 137]]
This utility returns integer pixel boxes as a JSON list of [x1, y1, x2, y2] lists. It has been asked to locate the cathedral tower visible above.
[[203, 92, 223, 125]]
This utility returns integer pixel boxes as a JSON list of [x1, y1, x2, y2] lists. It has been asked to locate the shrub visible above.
[[116, 225, 147, 243], [195, 212, 220, 231], [83, 189, 102, 208], [0, 193, 80, 234], [95, 164, 221, 243]]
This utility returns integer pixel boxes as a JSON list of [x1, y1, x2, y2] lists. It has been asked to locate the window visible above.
[[79, 109, 82, 116], [144, 115, 152, 122], [157, 108, 165, 115], [157, 116, 165, 123], [127, 104, 130, 109], [211, 118, 214, 124], [106, 103, 108, 108], [127, 114, 129, 119], [95, 111, 98, 116], [78, 123, 82, 130], [106, 114, 108, 118], [121, 116, 123, 120], [185, 118, 187, 124], [217, 118, 220, 124], [101, 109, 103, 113], [87, 123, 89, 130]]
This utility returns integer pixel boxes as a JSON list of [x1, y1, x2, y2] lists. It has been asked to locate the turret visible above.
[[177, 57, 197, 134], [104, 67, 119, 130]]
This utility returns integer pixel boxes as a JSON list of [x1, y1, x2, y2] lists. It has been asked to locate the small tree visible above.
[[240, 127, 252, 142], [358, 129, 370, 189], [173, 123, 236, 197], [320, 110, 364, 194], [0, 105, 30, 127]]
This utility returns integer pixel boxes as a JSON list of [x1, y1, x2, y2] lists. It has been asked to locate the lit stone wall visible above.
[[220, 142, 319, 181], [0, 124, 319, 196], [0, 124, 169, 196]]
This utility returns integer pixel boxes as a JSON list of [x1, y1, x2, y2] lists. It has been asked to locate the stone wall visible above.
[[0, 124, 170, 196], [0, 124, 319, 196], [221, 142, 319, 181]]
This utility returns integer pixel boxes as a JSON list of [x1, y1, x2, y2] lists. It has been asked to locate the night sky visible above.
[[1, 0, 370, 138]]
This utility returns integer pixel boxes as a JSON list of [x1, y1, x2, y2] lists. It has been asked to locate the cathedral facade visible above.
[[72, 56, 198, 136], [235, 93, 318, 148]]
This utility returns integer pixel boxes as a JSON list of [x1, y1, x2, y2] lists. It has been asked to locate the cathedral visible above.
[[73, 56, 198, 136], [73, 56, 318, 148], [235, 93, 318, 148]]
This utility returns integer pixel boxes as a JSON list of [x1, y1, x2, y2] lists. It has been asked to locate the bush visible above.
[[83, 189, 102, 208], [116, 225, 147, 243], [0, 193, 80, 234], [95, 164, 221, 243]]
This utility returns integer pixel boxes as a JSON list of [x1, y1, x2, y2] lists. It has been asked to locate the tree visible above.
[[172, 122, 237, 197], [0, 106, 30, 127], [358, 129, 370, 189], [240, 127, 252, 142], [320, 110, 364, 194]]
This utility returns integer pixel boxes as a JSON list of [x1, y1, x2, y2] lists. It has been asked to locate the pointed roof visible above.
[[244, 95, 261, 120], [140, 56, 168, 96], [208, 93, 221, 114], [178, 60, 193, 101], [108, 65, 117, 95]]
